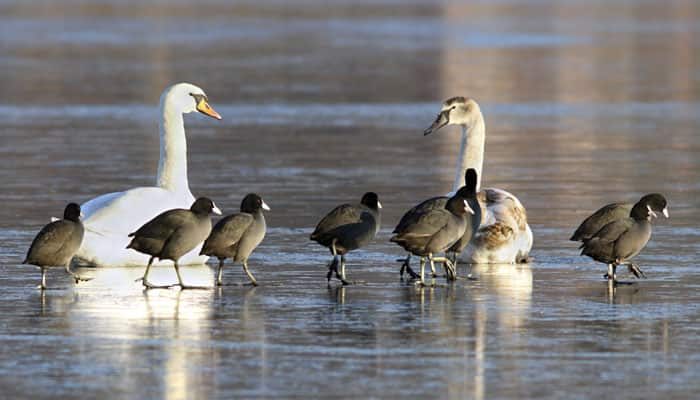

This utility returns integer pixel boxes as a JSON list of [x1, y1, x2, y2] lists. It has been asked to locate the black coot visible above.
[[394, 169, 481, 279], [127, 197, 221, 289], [571, 193, 667, 242], [391, 187, 474, 286], [23, 203, 89, 290], [200, 193, 269, 286], [580, 194, 668, 281], [310, 192, 381, 285]]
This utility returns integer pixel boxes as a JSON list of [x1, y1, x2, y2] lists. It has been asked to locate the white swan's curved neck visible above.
[[452, 117, 485, 192], [156, 101, 189, 193]]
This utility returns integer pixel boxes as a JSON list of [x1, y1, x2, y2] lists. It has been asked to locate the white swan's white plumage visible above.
[[75, 83, 222, 267], [425, 97, 532, 264]]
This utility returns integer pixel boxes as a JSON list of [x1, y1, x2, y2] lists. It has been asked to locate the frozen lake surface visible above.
[[0, 0, 699, 398]]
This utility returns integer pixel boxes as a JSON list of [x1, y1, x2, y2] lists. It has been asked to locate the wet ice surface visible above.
[[1, 0, 700, 398]]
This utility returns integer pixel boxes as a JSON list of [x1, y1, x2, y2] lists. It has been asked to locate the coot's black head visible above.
[[190, 197, 222, 215], [640, 193, 668, 218], [464, 168, 478, 194], [240, 193, 271, 213], [631, 193, 668, 220], [447, 190, 475, 215], [63, 203, 82, 222], [360, 192, 382, 211]]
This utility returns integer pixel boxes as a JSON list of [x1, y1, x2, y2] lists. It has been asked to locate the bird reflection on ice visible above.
[[57, 265, 216, 399]]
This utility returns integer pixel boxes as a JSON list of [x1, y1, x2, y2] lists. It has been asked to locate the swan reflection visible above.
[[62, 265, 217, 399]]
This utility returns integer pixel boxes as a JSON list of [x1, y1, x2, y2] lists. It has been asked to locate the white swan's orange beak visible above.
[[196, 98, 222, 120]]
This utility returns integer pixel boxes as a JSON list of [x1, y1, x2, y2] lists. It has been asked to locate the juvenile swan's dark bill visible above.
[[578, 194, 668, 282], [310, 192, 381, 285], [23, 203, 90, 290], [127, 197, 221, 290], [200, 193, 270, 286]]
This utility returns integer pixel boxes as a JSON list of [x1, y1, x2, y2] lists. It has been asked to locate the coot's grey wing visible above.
[[311, 204, 362, 238], [129, 209, 190, 239], [570, 202, 631, 241], [395, 209, 451, 239], [580, 219, 632, 262], [589, 218, 633, 243], [25, 221, 75, 263], [394, 196, 448, 233], [203, 213, 254, 250]]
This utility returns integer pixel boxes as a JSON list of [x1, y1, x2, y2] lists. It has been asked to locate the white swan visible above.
[[75, 82, 222, 267], [424, 97, 533, 264]]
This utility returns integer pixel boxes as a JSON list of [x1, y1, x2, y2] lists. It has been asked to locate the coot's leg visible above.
[[398, 254, 419, 280], [429, 254, 440, 277], [37, 266, 47, 290], [603, 264, 618, 282], [216, 258, 225, 286], [136, 256, 176, 289], [339, 255, 351, 286], [327, 240, 340, 283], [242, 260, 259, 286], [175, 260, 210, 290], [626, 263, 647, 279], [431, 255, 456, 281]]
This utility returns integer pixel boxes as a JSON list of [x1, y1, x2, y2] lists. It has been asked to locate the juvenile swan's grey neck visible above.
[[156, 96, 189, 193], [452, 117, 485, 192]]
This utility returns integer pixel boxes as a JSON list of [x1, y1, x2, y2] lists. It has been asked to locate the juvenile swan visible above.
[[424, 97, 532, 264], [76, 83, 221, 267]]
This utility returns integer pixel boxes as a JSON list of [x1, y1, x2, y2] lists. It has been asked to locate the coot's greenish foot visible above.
[[127, 197, 221, 289], [311, 192, 382, 285], [23, 203, 88, 290], [391, 187, 474, 286], [579, 194, 668, 282], [200, 194, 269, 286]]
